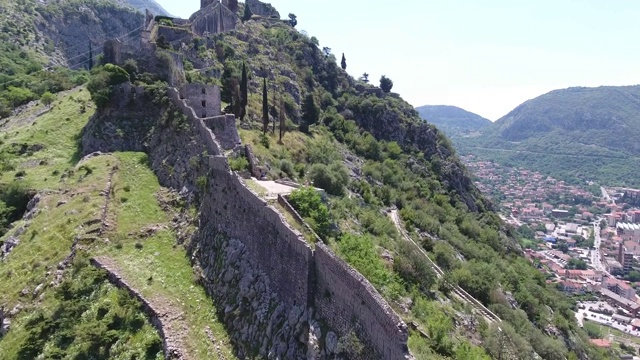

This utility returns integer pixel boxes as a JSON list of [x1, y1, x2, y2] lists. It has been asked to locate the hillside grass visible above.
[[0, 89, 235, 358], [95, 152, 236, 359]]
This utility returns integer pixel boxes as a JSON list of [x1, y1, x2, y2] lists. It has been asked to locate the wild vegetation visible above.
[[0, 87, 235, 358], [416, 105, 492, 137], [209, 16, 608, 359]]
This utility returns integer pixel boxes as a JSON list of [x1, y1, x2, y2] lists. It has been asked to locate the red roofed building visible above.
[[603, 277, 636, 301], [589, 339, 611, 348]]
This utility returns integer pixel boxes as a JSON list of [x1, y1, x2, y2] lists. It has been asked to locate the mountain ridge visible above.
[[416, 104, 492, 137], [454, 84, 640, 186]]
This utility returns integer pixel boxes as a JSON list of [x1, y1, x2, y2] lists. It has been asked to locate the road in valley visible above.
[[601, 186, 614, 204], [591, 222, 610, 277]]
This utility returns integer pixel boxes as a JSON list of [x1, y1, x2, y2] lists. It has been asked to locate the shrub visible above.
[[86, 64, 129, 108], [279, 159, 295, 178], [287, 187, 331, 239], [40, 91, 56, 107], [229, 156, 249, 172], [196, 175, 208, 191], [308, 162, 349, 196]]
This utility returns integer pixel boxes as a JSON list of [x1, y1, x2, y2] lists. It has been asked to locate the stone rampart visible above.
[[203, 114, 240, 150], [90, 257, 187, 359], [170, 87, 239, 152], [204, 158, 313, 308], [157, 25, 192, 44], [314, 243, 411, 360], [167, 88, 222, 155], [85, 81, 412, 359], [177, 86, 411, 358]]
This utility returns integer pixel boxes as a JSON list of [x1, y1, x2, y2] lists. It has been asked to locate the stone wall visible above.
[[190, 1, 237, 36], [90, 257, 186, 359], [204, 156, 313, 309], [180, 84, 221, 118], [246, 0, 280, 18], [82, 81, 412, 359], [315, 243, 410, 360], [157, 25, 192, 45], [203, 114, 240, 150], [188, 92, 411, 359]]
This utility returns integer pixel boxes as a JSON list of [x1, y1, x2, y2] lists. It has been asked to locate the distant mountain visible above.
[[457, 85, 640, 187], [416, 105, 492, 137], [118, 0, 172, 16]]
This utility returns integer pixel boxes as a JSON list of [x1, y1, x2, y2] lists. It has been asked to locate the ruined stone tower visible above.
[[190, 0, 237, 35]]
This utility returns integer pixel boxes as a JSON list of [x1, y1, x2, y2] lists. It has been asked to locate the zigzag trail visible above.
[[389, 209, 502, 324]]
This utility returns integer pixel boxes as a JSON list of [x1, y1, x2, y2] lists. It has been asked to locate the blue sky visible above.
[[156, 0, 640, 120]]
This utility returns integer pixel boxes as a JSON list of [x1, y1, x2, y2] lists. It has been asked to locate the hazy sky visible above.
[[156, 0, 640, 120]]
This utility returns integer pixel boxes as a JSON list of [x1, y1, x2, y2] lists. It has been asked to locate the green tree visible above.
[[242, 3, 252, 22], [278, 96, 285, 143], [599, 219, 607, 228], [300, 93, 319, 133], [625, 270, 640, 282], [380, 75, 393, 93], [220, 61, 240, 103], [288, 187, 330, 239], [308, 162, 349, 196], [287, 13, 297, 27], [341, 53, 347, 70], [240, 61, 248, 120], [86, 64, 129, 108], [566, 258, 587, 270], [40, 91, 56, 108], [517, 224, 534, 239], [122, 59, 139, 82], [262, 77, 268, 134]]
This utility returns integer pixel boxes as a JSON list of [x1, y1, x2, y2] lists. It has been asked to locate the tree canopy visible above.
[[380, 75, 393, 93]]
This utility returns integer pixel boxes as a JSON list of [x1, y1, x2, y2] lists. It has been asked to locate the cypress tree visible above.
[[240, 62, 248, 120], [341, 53, 346, 70], [279, 95, 285, 143], [262, 77, 268, 134], [242, 2, 252, 22]]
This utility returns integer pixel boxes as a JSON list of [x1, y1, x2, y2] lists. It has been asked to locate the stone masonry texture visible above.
[[82, 80, 413, 359]]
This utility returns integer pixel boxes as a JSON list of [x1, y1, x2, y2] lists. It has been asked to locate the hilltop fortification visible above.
[[83, 2, 412, 358]]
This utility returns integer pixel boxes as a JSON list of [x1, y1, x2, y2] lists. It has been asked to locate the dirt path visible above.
[[91, 256, 192, 360], [388, 209, 501, 324]]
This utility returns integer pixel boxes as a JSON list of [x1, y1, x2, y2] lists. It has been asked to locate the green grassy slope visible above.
[[0, 88, 235, 358]]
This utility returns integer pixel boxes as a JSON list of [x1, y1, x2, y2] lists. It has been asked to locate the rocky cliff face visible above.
[[36, 2, 144, 69]]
